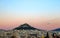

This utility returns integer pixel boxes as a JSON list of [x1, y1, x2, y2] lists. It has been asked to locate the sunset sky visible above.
[[0, 0, 60, 30]]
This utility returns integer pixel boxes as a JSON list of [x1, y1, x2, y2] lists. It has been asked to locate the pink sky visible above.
[[0, 17, 60, 30]]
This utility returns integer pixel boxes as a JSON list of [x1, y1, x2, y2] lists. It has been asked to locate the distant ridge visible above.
[[13, 23, 44, 31], [52, 28, 60, 31], [0, 29, 5, 31]]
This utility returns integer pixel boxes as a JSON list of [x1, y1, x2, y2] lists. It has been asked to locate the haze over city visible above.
[[0, 0, 60, 30]]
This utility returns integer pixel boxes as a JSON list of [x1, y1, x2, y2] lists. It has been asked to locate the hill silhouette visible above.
[[13, 23, 44, 31], [52, 28, 60, 31]]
